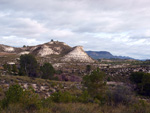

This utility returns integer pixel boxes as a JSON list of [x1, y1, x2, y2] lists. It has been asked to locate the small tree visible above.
[[129, 72, 144, 84], [2, 84, 23, 108], [19, 54, 39, 77], [2, 84, 41, 110], [86, 65, 91, 73], [12, 64, 18, 74], [3, 64, 11, 74], [50, 91, 73, 103], [40, 63, 55, 79], [82, 68, 106, 101], [23, 45, 26, 48], [130, 72, 150, 96]]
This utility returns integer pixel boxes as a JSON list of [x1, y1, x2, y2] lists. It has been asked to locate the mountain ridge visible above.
[[86, 51, 133, 60]]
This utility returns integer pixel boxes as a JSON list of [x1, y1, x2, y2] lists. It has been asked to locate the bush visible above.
[[20, 88, 41, 111], [130, 72, 144, 84], [50, 91, 75, 103], [86, 65, 91, 73], [130, 72, 150, 96], [1, 84, 41, 111], [82, 68, 106, 101], [2, 84, 23, 108], [106, 85, 135, 106], [41, 97, 53, 109], [40, 63, 55, 80], [128, 100, 150, 113], [78, 90, 92, 103]]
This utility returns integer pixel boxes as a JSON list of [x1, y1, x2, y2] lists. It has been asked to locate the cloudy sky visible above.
[[0, 0, 150, 59]]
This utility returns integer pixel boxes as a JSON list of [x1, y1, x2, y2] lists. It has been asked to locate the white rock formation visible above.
[[19, 51, 30, 55], [54, 47, 60, 51], [2, 46, 14, 52], [7, 62, 15, 65], [38, 45, 59, 57], [62, 46, 94, 62]]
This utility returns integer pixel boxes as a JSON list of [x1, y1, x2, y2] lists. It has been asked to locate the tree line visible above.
[[3, 54, 57, 80]]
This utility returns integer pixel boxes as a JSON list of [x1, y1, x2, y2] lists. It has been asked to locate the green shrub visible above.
[[1, 84, 41, 111], [78, 90, 92, 103], [40, 63, 55, 79], [130, 72, 144, 84], [2, 84, 23, 108], [82, 68, 106, 101], [106, 85, 135, 106], [20, 88, 41, 111], [50, 91, 75, 103], [130, 72, 150, 96], [128, 100, 150, 113], [41, 98, 53, 108]]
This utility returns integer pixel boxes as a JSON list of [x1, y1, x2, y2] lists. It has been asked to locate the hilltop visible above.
[[0, 41, 95, 64]]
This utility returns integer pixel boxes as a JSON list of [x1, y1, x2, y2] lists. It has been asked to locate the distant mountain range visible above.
[[86, 51, 133, 60]]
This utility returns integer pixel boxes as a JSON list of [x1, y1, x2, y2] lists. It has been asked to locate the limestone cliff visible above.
[[61, 46, 94, 63], [0, 44, 15, 52]]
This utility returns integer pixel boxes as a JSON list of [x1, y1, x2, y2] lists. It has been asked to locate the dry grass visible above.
[[2, 102, 150, 113]]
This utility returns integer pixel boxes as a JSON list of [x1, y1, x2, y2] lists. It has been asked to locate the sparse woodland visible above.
[[0, 54, 150, 113]]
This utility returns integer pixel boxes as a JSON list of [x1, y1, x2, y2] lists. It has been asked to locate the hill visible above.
[[86, 51, 133, 60], [61, 46, 94, 62], [0, 41, 95, 63]]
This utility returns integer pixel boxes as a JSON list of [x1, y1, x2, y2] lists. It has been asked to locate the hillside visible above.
[[0, 41, 95, 63], [30, 41, 72, 57], [86, 51, 133, 60], [61, 46, 94, 62]]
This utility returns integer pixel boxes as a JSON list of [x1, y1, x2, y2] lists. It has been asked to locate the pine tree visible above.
[[82, 68, 106, 100], [40, 63, 55, 79], [19, 54, 39, 77]]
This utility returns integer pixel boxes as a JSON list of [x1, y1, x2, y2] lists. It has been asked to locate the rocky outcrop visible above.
[[61, 46, 94, 63], [3, 46, 14, 52], [19, 51, 30, 55], [30, 41, 72, 57], [0, 45, 15, 52], [0, 41, 94, 63], [37, 45, 59, 57]]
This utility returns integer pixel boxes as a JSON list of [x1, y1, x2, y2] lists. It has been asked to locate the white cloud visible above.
[[0, 0, 150, 59], [1, 36, 44, 47]]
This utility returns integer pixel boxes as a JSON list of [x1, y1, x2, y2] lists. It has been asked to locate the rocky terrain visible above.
[[61, 46, 94, 62], [0, 75, 82, 98], [0, 41, 95, 63]]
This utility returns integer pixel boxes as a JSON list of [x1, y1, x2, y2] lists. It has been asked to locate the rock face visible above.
[[19, 51, 30, 55], [3, 46, 14, 52], [37, 45, 59, 57], [61, 46, 94, 63], [31, 41, 72, 57], [0, 45, 15, 52]]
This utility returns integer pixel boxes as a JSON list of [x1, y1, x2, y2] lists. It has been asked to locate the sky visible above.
[[0, 0, 150, 59]]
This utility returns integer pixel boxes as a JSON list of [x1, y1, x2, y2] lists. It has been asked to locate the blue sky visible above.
[[0, 0, 150, 59]]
